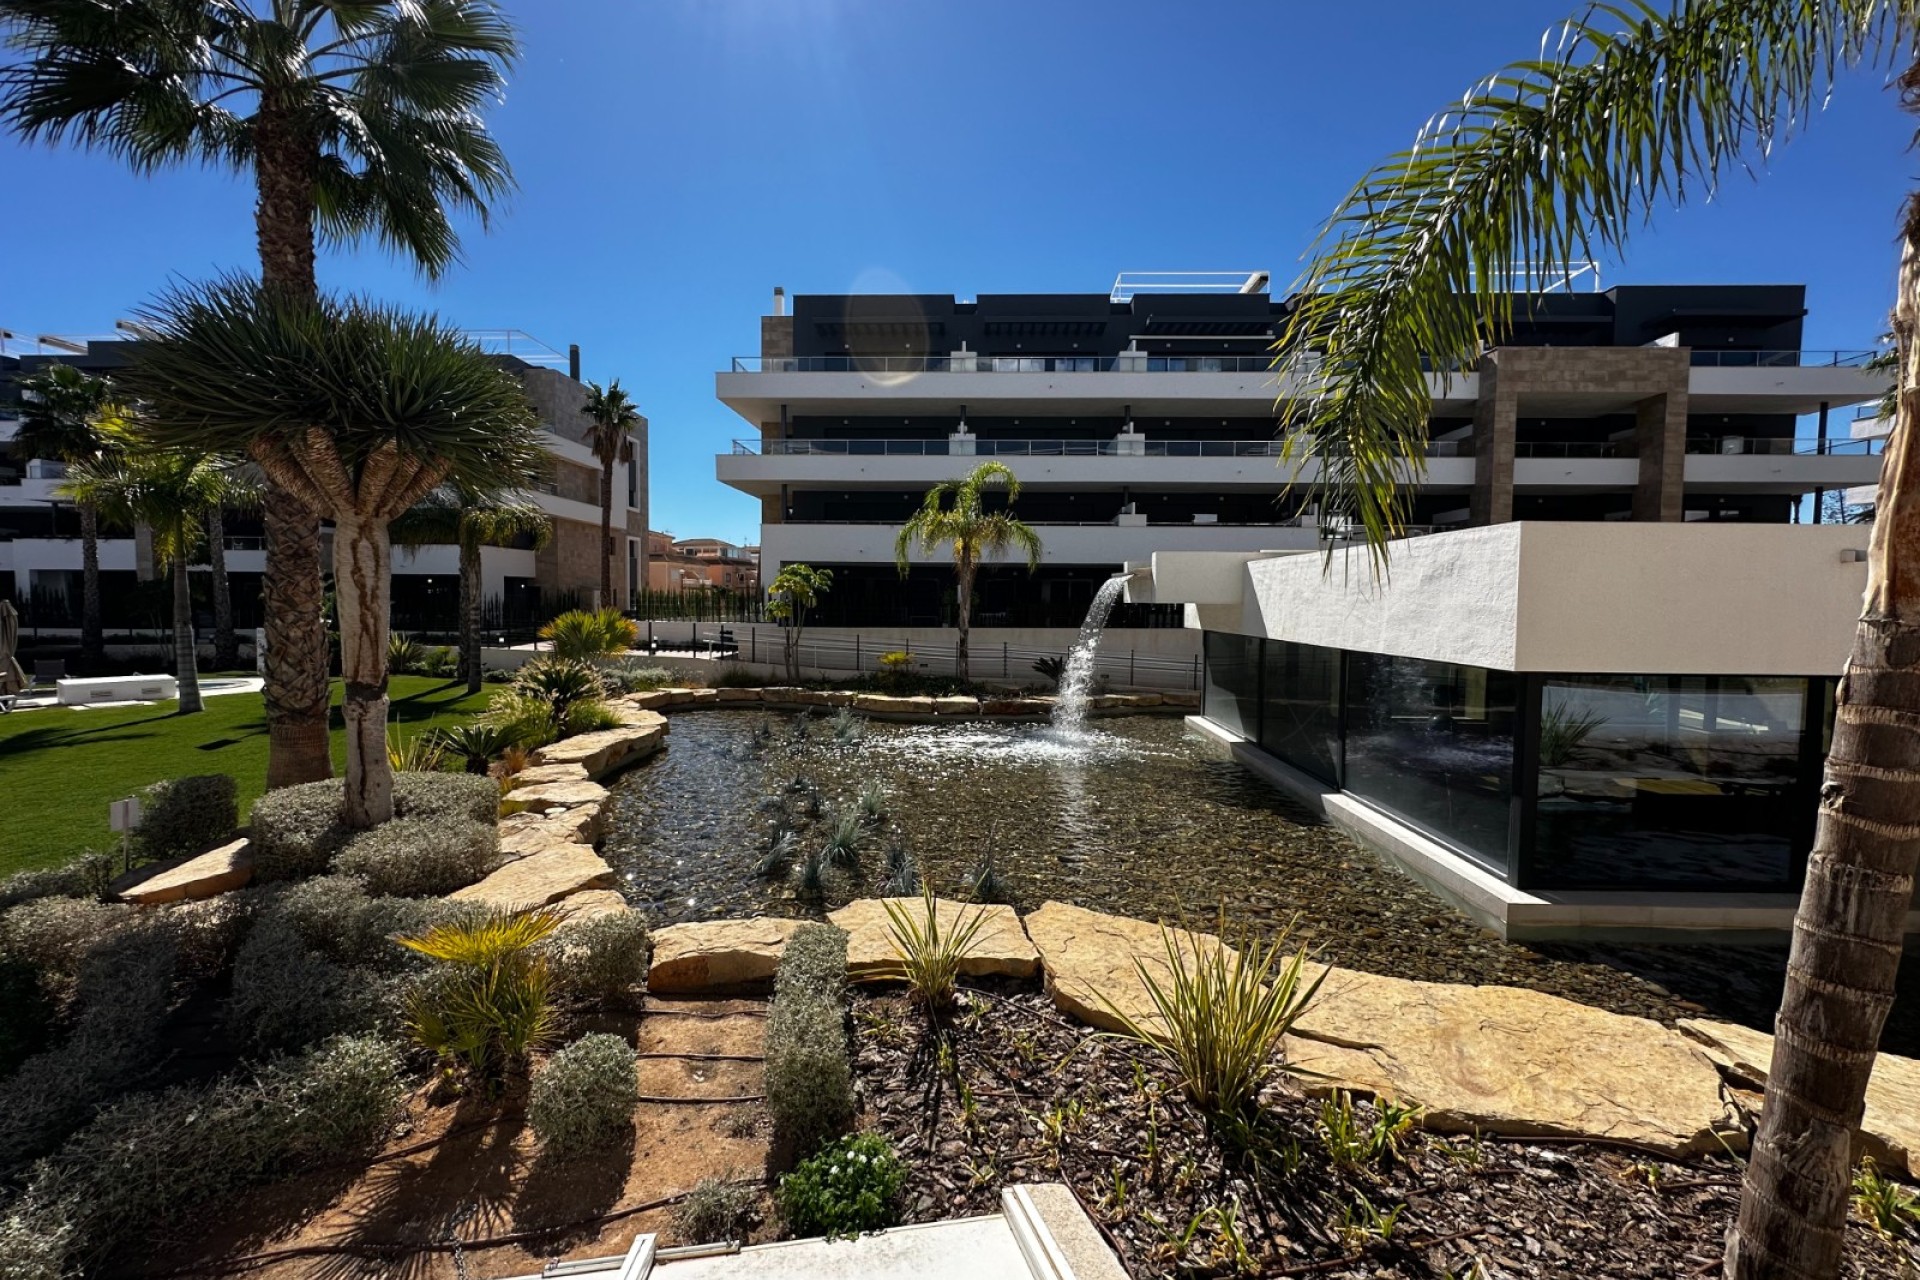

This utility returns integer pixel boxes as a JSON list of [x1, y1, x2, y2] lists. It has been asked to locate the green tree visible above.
[[767, 563, 832, 683], [13, 363, 122, 668], [580, 380, 641, 611], [1277, 4, 1912, 1275], [392, 485, 553, 693], [893, 461, 1042, 682], [118, 279, 545, 828], [59, 451, 238, 713], [1, 0, 519, 787]]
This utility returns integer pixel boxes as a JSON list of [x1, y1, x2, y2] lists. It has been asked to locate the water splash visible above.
[[1051, 575, 1129, 736]]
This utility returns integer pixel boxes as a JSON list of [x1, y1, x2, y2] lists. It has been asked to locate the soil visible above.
[[130, 998, 777, 1280], [853, 980, 1920, 1280]]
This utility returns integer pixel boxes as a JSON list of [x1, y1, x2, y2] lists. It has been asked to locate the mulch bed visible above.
[[853, 980, 1920, 1279]]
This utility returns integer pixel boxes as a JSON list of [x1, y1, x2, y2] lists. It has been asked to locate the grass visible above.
[[0, 676, 493, 876]]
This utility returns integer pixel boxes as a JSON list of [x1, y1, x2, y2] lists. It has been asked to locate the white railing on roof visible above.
[[1110, 271, 1271, 303]]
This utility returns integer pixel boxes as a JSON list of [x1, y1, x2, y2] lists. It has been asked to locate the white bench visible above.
[[57, 674, 179, 705]]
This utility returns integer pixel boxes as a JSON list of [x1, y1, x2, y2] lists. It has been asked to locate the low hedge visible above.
[[134, 774, 238, 863], [393, 772, 500, 824], [249, 775, 500, 883], [0, 854, 113, 913], [528, 1033, 638, 1156], [764, 923, 853, 1157], [546, 911, 650, 1007], [332, 815, 499, 898]]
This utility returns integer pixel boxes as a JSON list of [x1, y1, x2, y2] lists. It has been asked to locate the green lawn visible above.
[[0, 676, 494, 877]]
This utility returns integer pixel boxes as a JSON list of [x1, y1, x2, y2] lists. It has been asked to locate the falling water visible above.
[[1050, 575, 1129, 736]]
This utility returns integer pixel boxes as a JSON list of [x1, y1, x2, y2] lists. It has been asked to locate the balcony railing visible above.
[[730, 437, 1473, 459], [728, 349, 1883, 375], [1685, 435, 1884, 456]]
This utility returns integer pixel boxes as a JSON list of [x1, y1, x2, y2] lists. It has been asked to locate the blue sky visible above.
[[3, 0, 1912, 542]]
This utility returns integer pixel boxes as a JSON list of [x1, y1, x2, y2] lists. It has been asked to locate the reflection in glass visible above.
[[1259, 640, 1341, 785], [1532, 675, 1805, 889], [1343, 653, 1517, 872], [1203, 631, 1262, 738]]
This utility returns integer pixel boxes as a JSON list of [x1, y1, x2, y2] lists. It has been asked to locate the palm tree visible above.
[[580, 380, 640, 610], [766, 562, 833, 683], [1278, 5, 1914, 1276], [118, 278, 545, 829], [893, 461, 1042, 682], [60, 451, 236, 714], [392, 485, 553, 694], [0, 0, 520, 788], [13, 363, 121, 668]]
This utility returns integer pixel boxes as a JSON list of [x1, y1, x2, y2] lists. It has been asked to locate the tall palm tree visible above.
[[13, 363, 121, 668], [1278, 4, 1913, 1276], [0, 0, 520, 787], [392, 484, 553, 694], [60, 451, 236, 714], [893, 461, 1042, 682], [580, 380, 640, 610], [119, 278, 545, 828]]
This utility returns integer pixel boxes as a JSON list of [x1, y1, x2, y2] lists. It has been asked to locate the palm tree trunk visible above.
[[1726, 202, 1920, 1280], [332, 514, 394, 828], [172, 554, 202, 715], [600, 459, 616, 609], [253, 103, 333, 788], [460, 539, 483, 695], [955, 554, 974, 683], [78, 500, 103, 670], [208, 502, 236, 670]]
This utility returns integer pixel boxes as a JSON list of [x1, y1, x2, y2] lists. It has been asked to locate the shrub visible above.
[[226, 910, 359, 1054], [419, 645, 459, 678], [433, 722, 514, 775], [273, 875, 463, 970], [0, 897, 135, 981], [132, 775, 238, 863], [1102, 913, 1324, 1125], [387, 731, 447, 773], [512, 656, 610, 731], [546, 911, 650, 1007], [399, 908, 560, 1086], [672, 1174, 759, 1243], [881, 884, 992, 1013], [713, 665, 761, 689], [482, 666, 514, 684], [0, 1189, 72, 1280], [776, 1132, 905, 1239], [394, 771, 500, 824], [602, 662, 674, 694], [248, 780, 352, 881], [539, 608, 639, 661], [528, 1033, 638, 1155], [262, 1033, 409, 1161], [484, 687, 562, 750], [563, 698, 624, 736], [334, 815, 499, 898], [1032, 656, 1067, 688], [0, 854, 113, 912], [387, 633, 423, 673], [0, 957, 54, 1078], [765, 923, 852, 1156]]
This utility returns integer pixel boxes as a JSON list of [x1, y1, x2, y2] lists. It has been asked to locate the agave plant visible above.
[[432, 722, 515, 775], [830, 704, 866, 746], [397, 908, 562, 1089], [386, 633, 424, 674], [856, 780, 888, 825], [539, 608, 639, 662], [822, 810, 864, 871]]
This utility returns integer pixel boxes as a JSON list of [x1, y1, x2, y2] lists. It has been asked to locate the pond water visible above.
[[599, 709, 1905, 1039]]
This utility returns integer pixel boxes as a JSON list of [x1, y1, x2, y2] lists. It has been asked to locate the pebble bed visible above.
[[604, 710, 1920, 1048]]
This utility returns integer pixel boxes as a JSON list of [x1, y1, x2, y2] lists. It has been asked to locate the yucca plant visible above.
[[1101, 914, 1324, 1126], [397, 908, 561, 1089], [386, 731, 447, 774], [432, 723, 514, 776], [822, 810, 864, 871], [386, 633, 424, 675], [539, 608, 639, 662], [882, 884, 993, 1015], [511, 657, 609, 733]]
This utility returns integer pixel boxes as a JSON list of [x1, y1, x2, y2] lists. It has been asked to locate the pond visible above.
[[599, 708, 1906, 1039]]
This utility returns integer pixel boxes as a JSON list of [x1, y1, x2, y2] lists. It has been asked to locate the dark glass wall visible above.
[[1530, 675, 1811, 890], [1342, 653, 1520, 874], [1202, 631, 1262, 738], [1259, 640, 1342, 785]]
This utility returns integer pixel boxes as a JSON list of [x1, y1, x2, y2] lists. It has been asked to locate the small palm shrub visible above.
[[882, 884, 992, 1013], [1102, 914, 1324, 1125], [528, 1033, 638, 1156], [433, 722, 515, 775], [133, 774, 238, 862], [765, 923, 852, 1156], [386, 633, 423, 673], [505, 656, 609, 737], [398, 908, 560, 1087], [539, 608, 639, 661], [1032, 655, 1067, 688], [545, 911, 651, 1007], [333, 815, 499, 898], [877, 650, 912, 680], [777, 1132, 906, 1239], [672, 1174, 759, 1244]]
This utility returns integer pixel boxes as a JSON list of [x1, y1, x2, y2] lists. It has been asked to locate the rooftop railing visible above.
[[728, 349, 1883, 374], [730, 437, 1472, 459]]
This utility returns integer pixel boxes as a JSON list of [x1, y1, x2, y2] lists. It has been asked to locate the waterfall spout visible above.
[[1051, 575, 1129, 736]]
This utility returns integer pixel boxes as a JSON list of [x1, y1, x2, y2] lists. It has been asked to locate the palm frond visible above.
[[1280, 0, 1902, 569]]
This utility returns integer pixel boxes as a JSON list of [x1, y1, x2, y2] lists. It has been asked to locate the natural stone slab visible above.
[[1119, 692, 1163, 708], [828, 898, 1039, 982], [500, 778, 610, 816], [982, 697, 1050, 717], [449, 844, 614, 912], [931, 696, 981, 715], [757, 687, 806, 704], [664, 688, 720, 707], [853, 694, 935, 716], [613, 699, 674, 728], [789, 689, 843, 707], [551, 888, 634, 927], [115, 837, 252, 905], [625, 690, 672, 711], [531, 721, 665, 780], [498, 806, 602, 858], [1161, 691, 1201, 709], [648, 917, 809, 994], [1023, 901, 1236, 1036], [715, 687, 763, 703], [1284, 971, 1733, 1155], [1681, 1019, 1920, 1177], [506, 762, 590, 791]]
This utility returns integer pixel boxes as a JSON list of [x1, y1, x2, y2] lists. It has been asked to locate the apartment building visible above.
[[715, 277, 1882, 627], [0, 331, 647, 635], [644, 533, 757, 595]]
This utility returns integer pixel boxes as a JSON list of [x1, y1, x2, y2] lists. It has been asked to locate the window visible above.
[[1260, 641, 1342, 785], [1202, 631, 1263, 738]]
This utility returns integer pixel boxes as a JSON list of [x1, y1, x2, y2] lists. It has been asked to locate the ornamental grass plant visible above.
[[881, 883, 992, 1013]]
